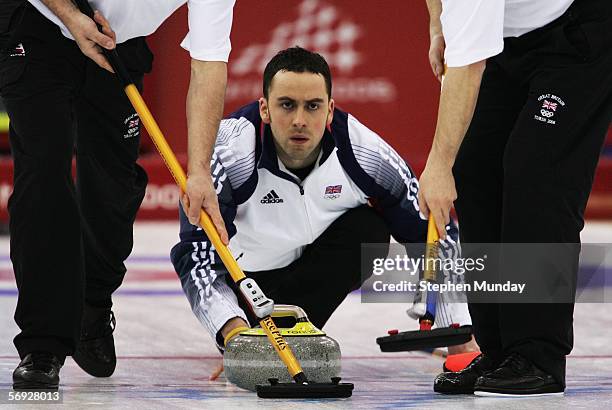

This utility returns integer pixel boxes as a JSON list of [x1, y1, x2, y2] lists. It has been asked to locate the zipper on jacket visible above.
[[299, 183, 314, 241]]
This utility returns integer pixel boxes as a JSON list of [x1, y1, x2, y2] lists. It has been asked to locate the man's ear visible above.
[[326, 99, 335, 127], [259, 97, 271, 124]]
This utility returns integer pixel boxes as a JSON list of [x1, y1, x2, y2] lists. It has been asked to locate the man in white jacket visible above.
[[171, 47, 478, 361]]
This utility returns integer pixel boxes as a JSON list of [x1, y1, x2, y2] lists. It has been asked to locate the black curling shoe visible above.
[[13, 352, 62, 390], [474, 353, 564, 397], [434, 354, 499, 394], [72, 307, 117, 377]]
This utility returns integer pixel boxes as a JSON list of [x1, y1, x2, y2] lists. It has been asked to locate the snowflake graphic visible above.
[[231, 0, 362, 76]]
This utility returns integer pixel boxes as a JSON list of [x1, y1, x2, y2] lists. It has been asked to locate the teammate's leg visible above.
[[72, 37, 152, 377]]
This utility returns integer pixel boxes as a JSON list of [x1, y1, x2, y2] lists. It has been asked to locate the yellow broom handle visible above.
[[123, 84, 305, 379], [124, 85, 244, 282], [424, 215, 440, 281], [261, 316, 304, 377], [427, 214, 440, 244]]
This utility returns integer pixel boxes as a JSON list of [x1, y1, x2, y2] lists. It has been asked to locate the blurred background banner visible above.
[[0, 0, 610, 221], [144, 0, 439, 156]]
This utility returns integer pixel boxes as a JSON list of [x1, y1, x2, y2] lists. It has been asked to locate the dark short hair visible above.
[[263, 47, 332, 99]]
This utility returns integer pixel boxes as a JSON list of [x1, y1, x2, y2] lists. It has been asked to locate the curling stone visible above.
[[224, 305, 341, 392]]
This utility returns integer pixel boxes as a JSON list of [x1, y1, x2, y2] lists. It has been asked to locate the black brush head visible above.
[[256, 377, 354, 399], [377, 326, 473, 352]]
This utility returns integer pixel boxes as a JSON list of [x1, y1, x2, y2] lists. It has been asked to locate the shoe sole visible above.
[[434, 384, 475, 394], [435, 389, 475, 395], [72, 354, 115, 378], [475, 391, 564, 397], [13, 382, 58, 391]]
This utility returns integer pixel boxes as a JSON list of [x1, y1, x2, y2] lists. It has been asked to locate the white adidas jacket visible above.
[[170, 102, 469, 347]]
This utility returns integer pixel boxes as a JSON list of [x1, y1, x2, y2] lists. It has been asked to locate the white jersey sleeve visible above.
[[441, 0, 505, 67], [181, 0, 235, 62], [28, 0, 185, 44]]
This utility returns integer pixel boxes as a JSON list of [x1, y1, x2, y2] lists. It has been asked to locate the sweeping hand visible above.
[[182, 172, 229, 245], [417, 160, 456, 240], [65, 10, 116, 72], [429, 33, 446, 82]]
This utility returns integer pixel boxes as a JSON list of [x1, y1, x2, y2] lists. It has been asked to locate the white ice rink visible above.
[[1, 221, 611, 409]]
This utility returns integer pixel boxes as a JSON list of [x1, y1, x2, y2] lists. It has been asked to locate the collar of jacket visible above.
[[256, 122, 336, 183]]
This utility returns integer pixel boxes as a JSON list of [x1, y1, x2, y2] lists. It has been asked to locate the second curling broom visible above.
[[376, 215, 472, 352]]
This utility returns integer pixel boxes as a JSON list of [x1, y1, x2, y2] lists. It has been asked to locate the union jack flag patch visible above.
[[542, 100, 557, 111], [123, 114, 141, 139], [325, 185, 342, 195], [534, 94, 565, 126]]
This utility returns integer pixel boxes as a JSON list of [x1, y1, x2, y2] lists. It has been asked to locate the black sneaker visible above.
[[474, 353, 564, 397], [13, 352, 62, 390], [72, 307, 117, 377], [434, 354, 499, 394]]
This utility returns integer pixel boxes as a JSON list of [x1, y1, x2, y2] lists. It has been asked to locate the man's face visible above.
[[259, 70, 334, 168]]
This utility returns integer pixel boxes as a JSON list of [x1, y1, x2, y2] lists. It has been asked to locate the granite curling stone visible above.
[[223, 305, 342, 391]]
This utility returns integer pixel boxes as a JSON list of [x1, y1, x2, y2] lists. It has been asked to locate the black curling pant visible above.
[[232, 206, 391, 329], [453, 0, 612, 387], [0, 6, 152, 361]]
